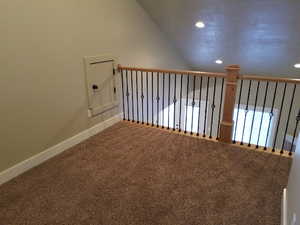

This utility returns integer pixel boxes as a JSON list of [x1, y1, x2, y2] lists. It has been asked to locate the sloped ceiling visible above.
[[137, 0, 300, 77]]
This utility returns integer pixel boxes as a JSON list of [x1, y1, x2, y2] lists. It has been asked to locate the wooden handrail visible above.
[[118, 65, 227, 78], [241, 74, 300, 84], [118, 65, 300, 84]]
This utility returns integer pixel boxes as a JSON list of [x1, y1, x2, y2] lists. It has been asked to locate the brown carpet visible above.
[[0, 121, 291, 225]]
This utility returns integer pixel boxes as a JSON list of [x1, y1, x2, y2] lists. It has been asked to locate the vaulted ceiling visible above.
[[138, 0, 300, 77]]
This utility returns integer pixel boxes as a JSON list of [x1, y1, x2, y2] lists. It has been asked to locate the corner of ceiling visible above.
[[136, 0, 192, 70]]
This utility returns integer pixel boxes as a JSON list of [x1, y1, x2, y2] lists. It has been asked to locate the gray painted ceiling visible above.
[[138, 0, 300, 77]]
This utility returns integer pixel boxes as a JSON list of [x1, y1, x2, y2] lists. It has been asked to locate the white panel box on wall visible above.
[[84, 56, 118, 117]]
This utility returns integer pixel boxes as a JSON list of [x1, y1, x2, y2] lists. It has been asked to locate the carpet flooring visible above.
[[0, 121, 291, 225]]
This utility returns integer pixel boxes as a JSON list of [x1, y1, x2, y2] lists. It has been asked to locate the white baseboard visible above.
[[0, 113, 122, 186], [282, 188, 288, 225]]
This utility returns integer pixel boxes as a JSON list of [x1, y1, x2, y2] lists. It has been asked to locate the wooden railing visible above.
[[118, 65, 300, 155]]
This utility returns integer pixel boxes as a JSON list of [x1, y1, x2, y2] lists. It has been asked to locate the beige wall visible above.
[[0, 0, 187, 172], [287, 135, 300, 225]]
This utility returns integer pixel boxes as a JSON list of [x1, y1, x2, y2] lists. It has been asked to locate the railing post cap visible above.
[[226, 65, 240, 71]]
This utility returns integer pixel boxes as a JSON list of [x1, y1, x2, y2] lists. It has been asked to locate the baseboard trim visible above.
[[0, 113, 122, 186], [282, 188, 288, 225]]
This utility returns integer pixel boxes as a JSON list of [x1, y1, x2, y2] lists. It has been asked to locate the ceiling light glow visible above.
[[195, 21, 205, 28], [215, 59, 223, 64], [294, 63, 300, 68]]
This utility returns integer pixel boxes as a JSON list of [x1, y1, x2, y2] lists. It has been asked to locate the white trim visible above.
[[0, 113, 122, 186], [282, 188, 288, 225]]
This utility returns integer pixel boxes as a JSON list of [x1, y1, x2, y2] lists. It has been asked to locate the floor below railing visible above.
[[124, 119, 293, 158]]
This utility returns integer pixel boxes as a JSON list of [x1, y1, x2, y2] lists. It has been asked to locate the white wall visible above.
[[0, 0, 187, 172], [287, 135, 300, 225]]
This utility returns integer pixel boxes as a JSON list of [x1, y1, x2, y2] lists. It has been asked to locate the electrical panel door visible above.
[[84, 56, 118, 116]]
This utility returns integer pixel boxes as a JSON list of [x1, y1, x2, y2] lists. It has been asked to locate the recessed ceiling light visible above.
[[294, 63, 300, 68], [215, 59, 223, 64], [195, 21, 205, 29]]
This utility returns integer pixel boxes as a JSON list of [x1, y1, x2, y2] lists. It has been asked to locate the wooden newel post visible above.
[[219, 65, 240, 143]]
